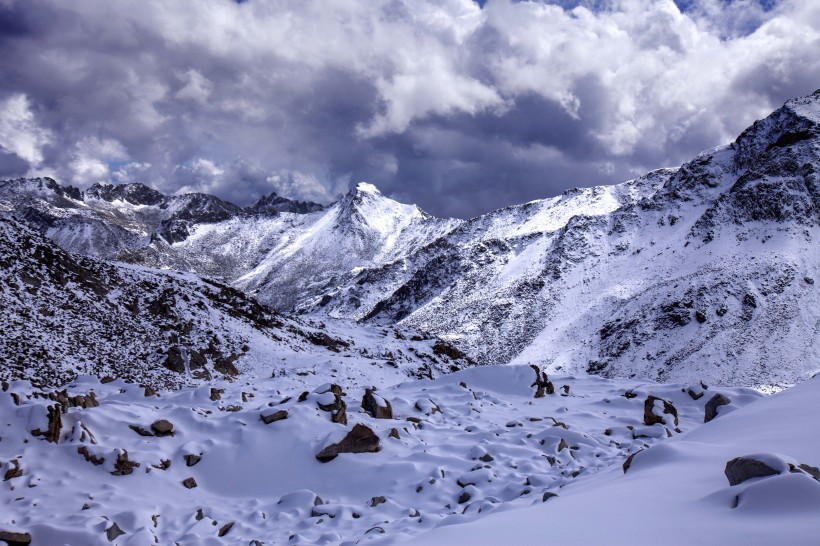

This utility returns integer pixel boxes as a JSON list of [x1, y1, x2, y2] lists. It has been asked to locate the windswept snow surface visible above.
[[401, 375, 820, 546], [0, 364, 773, 545]]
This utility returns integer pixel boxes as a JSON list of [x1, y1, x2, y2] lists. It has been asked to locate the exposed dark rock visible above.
[[316, 424, 381, 462], [0, 530, 32, 546], [3, 460, 22, 481], [542, 492, 558, 502], [261, 410, 288, 424], [458, 492, 471, 504], [479, 453, 494, 463], [389, 428, 401, 439], [695, 310, 707, 323], [184, 454, 202, 467], [105, 522, 125, 542], [643, 396, 679, 428], [78, 446, 105, 466], [218, 522, 234, 537], [530, 365, 554, 397], [704, 393, 732, 423], [623, 390, 638, 400], [432, 340, 466, 360], [622, 450, 643, 473], [209, 388, 223, 401], [128, 425, 153, 437], [150, 419, 174, 437], [163, 346, 185, 374], [182, 477, 197, 489], [316, 384, 347, 425], [111, 450, 140, 476], [725, 456, 781, 485], [370, 496, 386, 507], [143, 386, 157, 397], [361, 388, 393, 419], [687, 387, 704, 400]]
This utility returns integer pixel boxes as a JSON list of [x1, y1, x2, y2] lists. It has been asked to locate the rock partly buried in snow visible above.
[[362, 388, 393, 419], [316, 424, 380, 462], [704, 393, 732, 423], [0, 530, 32, 546], [725, 455, 784, 486], [150, 419, 174, 437], [105, 522, 125, 541], [261, 410, 289, 424], [315, 384, 347, 425], [643, 395, 679, 428], [182, 477, 197, 489], [530, 365, 555, 397]]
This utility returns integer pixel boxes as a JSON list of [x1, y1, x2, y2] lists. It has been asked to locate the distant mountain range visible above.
[[2, 90, 818, 388]]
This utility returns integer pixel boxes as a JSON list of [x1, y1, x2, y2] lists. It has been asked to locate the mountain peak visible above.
[[354, 182, 381, 195]]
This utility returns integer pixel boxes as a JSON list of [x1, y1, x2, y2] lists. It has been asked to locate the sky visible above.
[[0, 0, 818, 218]]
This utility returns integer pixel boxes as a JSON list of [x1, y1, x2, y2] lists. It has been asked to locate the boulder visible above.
[[361, 388, 393, 419], [725, 456, 781, 486], [530, 365, 555, 397], [150, 419, 174, 437], [261, 410, 289, 425], [182, 477, 197, 489], [704, 393, 731, 423], [316, 384, 347, 425], [316, 424, 380, 462], [643, 395, 679, 428], [105, 522, 125, 542], [0, 530, 32, 546], [111, 450, 140, 476]]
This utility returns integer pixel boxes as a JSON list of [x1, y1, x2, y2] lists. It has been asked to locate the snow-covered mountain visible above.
[[2, 91, 819, 388], [0, 217, 473, 390]]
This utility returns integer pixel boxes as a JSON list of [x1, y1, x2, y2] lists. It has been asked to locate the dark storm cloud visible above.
[[0, 0, 817, 218]]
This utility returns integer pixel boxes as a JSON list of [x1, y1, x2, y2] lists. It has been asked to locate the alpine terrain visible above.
[[0, 91, 818, 545]]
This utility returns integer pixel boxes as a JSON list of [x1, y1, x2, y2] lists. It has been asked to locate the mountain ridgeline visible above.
[[2, 91, 818, 388]]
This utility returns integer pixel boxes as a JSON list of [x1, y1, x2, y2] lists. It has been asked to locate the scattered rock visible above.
[[111, 450, 140, 476], [623, 390, 638, 399], [143, 386, 157, 397], [4, 460, 22, 481], [105, 522, 125, 542], [182, 477, 197, 489], [370, 496, 386, 507], [184, 454, 201, 467], [530, 365, 555, 397], [128, 425, 153, 437], [542, 492, 558, 502], [622, 450, 642, 474], [704, 393, 731, 423], [725, 456, 781, 486], [643, 396, 679, 428], [31, 404, 62, 443], [479, 453, 494, 463], [695, 310, 707, 323], [261, 410, 288, 425], [361, 388, 393, 419], [0, 530, 32, 546], [316, 384, 347, 425], [77, 446, 105, 466], [316, 424, 380, 462], [389, 428, 401, 439], [218, 522, 234, 537], [686, 387, 704, 400], [150, 419, 174, 437], [209, 388, 223, 401], [458, 492, 471, 504]]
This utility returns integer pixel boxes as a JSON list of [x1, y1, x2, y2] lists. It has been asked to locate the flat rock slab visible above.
[[316, 424, 380, 462]]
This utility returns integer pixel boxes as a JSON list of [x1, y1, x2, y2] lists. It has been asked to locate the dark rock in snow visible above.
[[725, 456, 781, 485], [150, 419, 174, 436], [105, 522, 125, 542], [182, 477, 197, 489], [530, 365, 555, 397], [184, 454, 202, 467], [361, 388, 393, 419], [0, 530, 32, 546], [111, 450, 140, 476], [218, 522, 234, 537], [643, 396, 679, 428], [261, 410, 288, 424], [316, 424, 380, 462], [704, 393, 732, 422]]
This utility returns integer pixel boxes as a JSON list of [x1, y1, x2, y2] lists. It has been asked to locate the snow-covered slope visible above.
[[402, 373, 820, 546], [0, 364, 767, 545], [2, 91, 819, 388], [0, 217, 473, 390]]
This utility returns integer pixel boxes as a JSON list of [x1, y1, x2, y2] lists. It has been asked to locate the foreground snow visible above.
[[402, 374, 820, 546], [0, 364, 792, 545]]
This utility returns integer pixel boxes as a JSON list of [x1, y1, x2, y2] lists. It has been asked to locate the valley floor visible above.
[[3, 363, 816, 545]]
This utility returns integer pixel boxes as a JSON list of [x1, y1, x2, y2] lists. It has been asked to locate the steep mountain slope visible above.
[[316, 91, 820, 388], [0, 217, 472, 390], [2, 91, 818, 388]]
